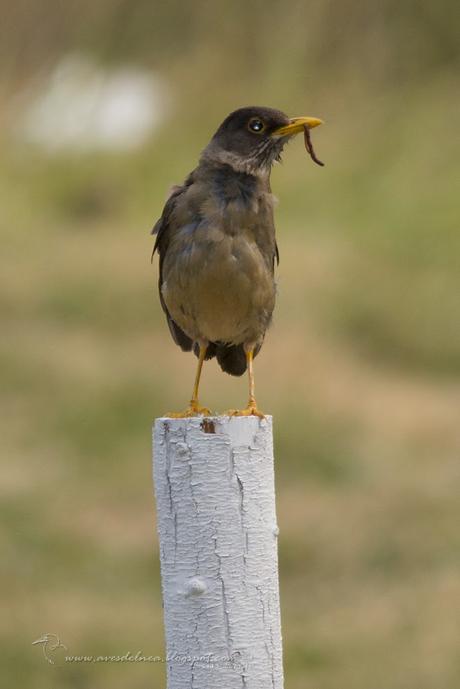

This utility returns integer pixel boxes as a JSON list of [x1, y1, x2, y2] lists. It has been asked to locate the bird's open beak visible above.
[[272, 116, 323, 137]]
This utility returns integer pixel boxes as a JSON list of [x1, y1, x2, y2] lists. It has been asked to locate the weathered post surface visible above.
[[153, 415, 284, 688]]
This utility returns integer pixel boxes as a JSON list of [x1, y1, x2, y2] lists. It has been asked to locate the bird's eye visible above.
[[248, 118, 265, 133]]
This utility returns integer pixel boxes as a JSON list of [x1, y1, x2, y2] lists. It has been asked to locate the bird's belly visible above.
[[162, 231, 275, 344]]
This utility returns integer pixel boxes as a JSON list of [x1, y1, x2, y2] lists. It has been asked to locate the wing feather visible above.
[[151, 178, 194, 352]]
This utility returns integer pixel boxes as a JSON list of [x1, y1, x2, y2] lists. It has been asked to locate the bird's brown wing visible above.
[[151, 177, 194, 352], [275, 241, 280, 267]]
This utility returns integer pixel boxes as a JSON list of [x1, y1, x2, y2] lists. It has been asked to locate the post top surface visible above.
[[154, 414, 272, 424], [153, 415, 273, 441]]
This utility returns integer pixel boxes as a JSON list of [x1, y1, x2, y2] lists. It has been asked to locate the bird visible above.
[[151, 106, 323, 418]]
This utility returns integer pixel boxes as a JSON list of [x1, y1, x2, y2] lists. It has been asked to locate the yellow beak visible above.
[[272, 116, 323, 137]]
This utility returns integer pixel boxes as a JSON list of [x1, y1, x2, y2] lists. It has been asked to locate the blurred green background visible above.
[[1, 1, 459, 687]]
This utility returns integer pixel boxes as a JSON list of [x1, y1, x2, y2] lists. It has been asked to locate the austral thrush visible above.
[[152, 106, 323, 417]]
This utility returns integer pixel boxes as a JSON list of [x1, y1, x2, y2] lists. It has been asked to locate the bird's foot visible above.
[[164, 401, 212, 419], [224, 400, 265, 419]]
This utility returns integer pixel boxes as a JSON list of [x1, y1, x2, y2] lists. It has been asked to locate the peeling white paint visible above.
[[183, 577, 208, 597], [153, 415, 284, 688]]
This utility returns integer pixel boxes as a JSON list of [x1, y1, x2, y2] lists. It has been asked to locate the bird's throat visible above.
[[201, 147, 273, 179]]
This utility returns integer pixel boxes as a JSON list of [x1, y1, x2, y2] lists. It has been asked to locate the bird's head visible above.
[[202, 106, 322, 176]]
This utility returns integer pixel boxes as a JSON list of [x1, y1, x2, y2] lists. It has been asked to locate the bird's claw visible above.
[[164, 402, 212, 419], [224, 401, 265, 419]]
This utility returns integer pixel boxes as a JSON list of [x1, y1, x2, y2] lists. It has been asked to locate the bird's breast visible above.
[[161, 220, 276, 345]]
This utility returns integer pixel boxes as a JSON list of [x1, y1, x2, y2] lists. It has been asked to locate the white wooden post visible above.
[[152, 415, 284, 688]]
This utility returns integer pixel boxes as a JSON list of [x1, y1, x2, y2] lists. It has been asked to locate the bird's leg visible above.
[[165, 343, 212, 418], [225, 347, 265, 418], [189, 343, 211, 414]]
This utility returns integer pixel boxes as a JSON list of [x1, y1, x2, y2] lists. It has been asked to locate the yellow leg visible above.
[[225, 348, 265, 418], [165, 345, 212, 418]]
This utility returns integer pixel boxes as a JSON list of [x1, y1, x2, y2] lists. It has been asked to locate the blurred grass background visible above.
[[1, 1, 459, 687]]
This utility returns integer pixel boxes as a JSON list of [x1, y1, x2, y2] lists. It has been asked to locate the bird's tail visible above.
[[216, 344, 247, 376], [193, 341, 262, 376]]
